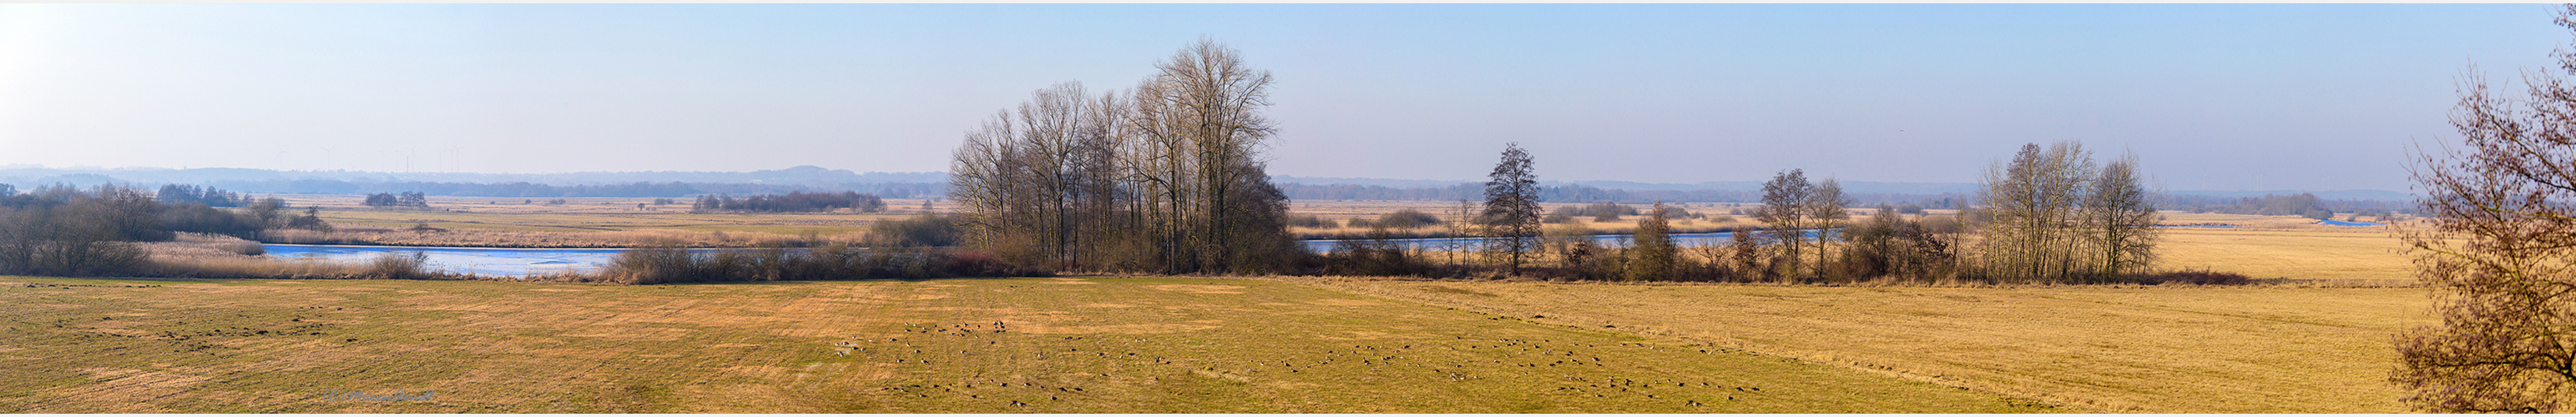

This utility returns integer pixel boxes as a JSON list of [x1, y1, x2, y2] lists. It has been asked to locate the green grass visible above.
[[0, 276, 2050, 413]]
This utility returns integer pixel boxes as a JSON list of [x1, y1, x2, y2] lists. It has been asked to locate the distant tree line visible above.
[[155, 184, 243, 207], [362, 192, 429, 208], [2157, 193, 2409, 219], [691, 192, 886, 214]]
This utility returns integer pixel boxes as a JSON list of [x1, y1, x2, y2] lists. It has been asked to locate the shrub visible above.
[[1553, 202, 1638, 222], [2125, 269, 2250, 285], [599, 241, 1043, 284], [1376, 208, 1442, 229], [364, 252, 432, 279], [1289, 214, 1336, 229], [866, 214, 957, 248], [1322, 228, 1429, 276]]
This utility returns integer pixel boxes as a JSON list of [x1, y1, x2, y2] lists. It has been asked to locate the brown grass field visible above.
[[0, 276, 2049, 413], [1298, 279, 2432, 413]]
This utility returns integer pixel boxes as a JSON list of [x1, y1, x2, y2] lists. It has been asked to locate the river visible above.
[[265, 230, 1826, 277]]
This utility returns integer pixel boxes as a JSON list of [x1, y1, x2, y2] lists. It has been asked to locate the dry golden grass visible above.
[[1293, 278, 2432, 413], [2156, 227, 2412, 283], [0, 276, 2051, 413]]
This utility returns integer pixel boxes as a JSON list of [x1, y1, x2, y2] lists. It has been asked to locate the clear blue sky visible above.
[[0, 4, 2562, 191]]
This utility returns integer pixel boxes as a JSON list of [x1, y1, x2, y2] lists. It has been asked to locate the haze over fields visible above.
[[0, 4, 2561, 192]]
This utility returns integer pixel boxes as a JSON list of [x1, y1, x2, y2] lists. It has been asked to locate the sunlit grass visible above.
[[0, 276, 2051, 413], [1301, 279, 2428, 413]]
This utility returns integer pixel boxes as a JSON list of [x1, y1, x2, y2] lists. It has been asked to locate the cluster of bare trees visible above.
[[948, 39, 1297, 274], [1753, 169, 1851, 281], [2394, 6, 2576, 411], [1971, 141, 2159, 284]]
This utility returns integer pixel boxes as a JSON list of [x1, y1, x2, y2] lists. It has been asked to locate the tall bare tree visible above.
[[1759, 169, 1812, 282], [1482, 143, 1542, 276], [2394, 7, 2576, 410], [1806, 178, 1851, 281]]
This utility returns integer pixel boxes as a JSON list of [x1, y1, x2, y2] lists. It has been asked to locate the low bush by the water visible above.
[[599, 242, 1038, 284], [862, 214, 958, 248]]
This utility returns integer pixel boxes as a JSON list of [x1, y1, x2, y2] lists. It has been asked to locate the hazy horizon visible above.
[[3, 4, 2558, 192], [0, 163, 2418, 198]]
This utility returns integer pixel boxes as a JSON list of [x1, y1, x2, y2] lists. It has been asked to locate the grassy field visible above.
[[1302, 279, 2432, 413], [0, 275, 2049, 413], [2158, 227, 2411, 283]]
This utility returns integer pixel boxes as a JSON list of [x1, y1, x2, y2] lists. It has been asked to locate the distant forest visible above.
[[2162, 193, 2412, 218]]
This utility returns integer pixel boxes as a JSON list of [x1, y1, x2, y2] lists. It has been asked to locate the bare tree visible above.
[[2086, 152, 2159, 278], [2394, 7, 2576, 410], [1446, 198, 1477, 268], [1482, 143, 1542, 276], [1124, 38, 1293, 274], [1806, 178, 1851, 281], [951, 39, 1291, 275], [1974, 141, 2096, 283], [1759, 169, 1812, 282]]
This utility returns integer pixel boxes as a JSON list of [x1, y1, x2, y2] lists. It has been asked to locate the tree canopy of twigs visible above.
[[2393, 6, 2576, 412]]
